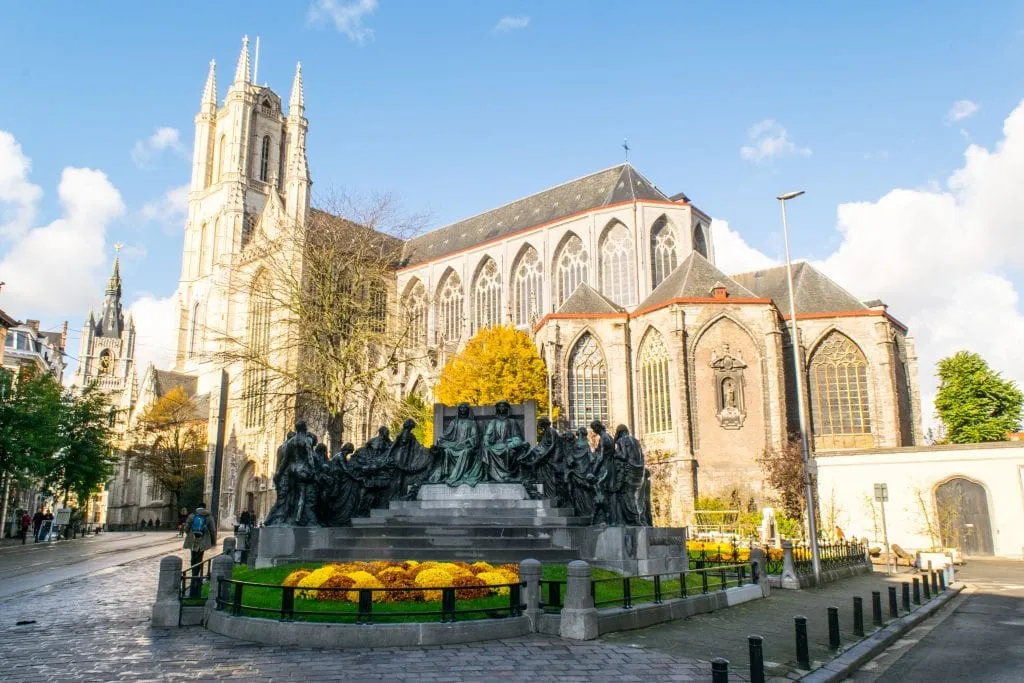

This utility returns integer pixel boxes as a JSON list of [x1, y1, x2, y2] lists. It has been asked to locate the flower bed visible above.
[[686, 540, 784, 564]]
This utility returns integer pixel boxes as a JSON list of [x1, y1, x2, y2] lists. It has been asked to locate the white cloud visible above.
[[0, 157, 125, 319], [140, 184, 189, 232], [131, 126, 186, 169], [0, 131, 44, 238], [945, 99, 979, 124], [740, 119, 812, 163], [120, 243, 148, 261], [307, 0, 378, 44], [494, 16, 530, 33], [128, 293, 179, 374], [710, 218, 777, 274]]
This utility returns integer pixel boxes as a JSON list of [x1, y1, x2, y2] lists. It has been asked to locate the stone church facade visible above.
[[95, 37, 922, 529]]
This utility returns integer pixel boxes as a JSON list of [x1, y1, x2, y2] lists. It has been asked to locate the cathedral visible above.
[[89, 37, 922, 529]]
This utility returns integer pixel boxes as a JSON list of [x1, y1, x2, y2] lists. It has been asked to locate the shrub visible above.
[[414, 567, 454, 602], [469, 561, 494, 574], [476, 571, 514, 596], [343, 571, 386, 603]]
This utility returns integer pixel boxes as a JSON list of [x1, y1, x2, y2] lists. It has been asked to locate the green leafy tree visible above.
[[935, 351, 1023, 443], [435, 325, 552, 417], [46, 382, 116, 504], [0, 371, 64, 535]]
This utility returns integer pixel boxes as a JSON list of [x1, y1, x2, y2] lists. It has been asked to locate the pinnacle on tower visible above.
[[289, 62, 304, 115], [106, 253, 122, 296], [201, 59, 217, 109], [233, 35, 251, 86]]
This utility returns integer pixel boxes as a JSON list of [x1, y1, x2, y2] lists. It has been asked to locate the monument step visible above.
[[301, 536, 559, 549], [317, 525, 562, 539], [302, 546, 580, 563], [352, 515, 591, 527], [387, 499, 558, 510], [368, 506, 576, 519]]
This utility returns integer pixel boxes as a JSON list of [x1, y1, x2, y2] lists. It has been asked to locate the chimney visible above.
[[25, 319, 39, 333], [711, 283, 728, 300]]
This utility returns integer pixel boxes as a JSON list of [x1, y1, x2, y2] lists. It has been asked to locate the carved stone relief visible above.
[[710, 344, 747, 429]]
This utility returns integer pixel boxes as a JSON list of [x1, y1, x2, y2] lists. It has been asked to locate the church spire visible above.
[[97, 246, 125, 338], [233, 35, 251, 86], [106, 250, 122, 297], [200, 59, 217, 111], [289, 62, 304, 115]]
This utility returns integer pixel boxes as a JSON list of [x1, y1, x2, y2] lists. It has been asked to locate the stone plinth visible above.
[[578, 526, 688, 575], [417, 483, 528, 501]]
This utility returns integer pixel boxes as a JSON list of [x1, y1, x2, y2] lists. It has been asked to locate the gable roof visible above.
[[0, 308, 17, 329], [638, 252, 758, 310], [731, 262, 868, 315], [557, 283, 626, 315], [403, 164, 671, 266], [151, 369, 198, 399]]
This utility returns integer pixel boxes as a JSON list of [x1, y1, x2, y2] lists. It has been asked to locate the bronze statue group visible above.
[[264, 400, 653, 528]]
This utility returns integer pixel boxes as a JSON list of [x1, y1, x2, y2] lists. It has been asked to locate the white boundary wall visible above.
[[815, 442, 1024, 559]]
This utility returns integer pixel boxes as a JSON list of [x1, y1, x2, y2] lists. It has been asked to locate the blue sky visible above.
[[2, 1, 1024, 421]]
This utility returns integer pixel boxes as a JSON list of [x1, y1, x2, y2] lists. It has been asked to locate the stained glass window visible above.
[[473, 258, 502, 332], [437, 270, 464, 343], [567, 332, 608, 430], [555, 234, 589, 308], [599, 221, 637, 307], [639, 331, 672, 434], [809, 332, 872, 443], [512, 246, 543, 327], [650, 216, 679, 289]]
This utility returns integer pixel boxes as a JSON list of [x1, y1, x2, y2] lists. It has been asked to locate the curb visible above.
[[801, 582, 964, 682]]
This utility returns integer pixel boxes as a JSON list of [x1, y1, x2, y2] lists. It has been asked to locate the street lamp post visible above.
[[777, 190, 822, 586]]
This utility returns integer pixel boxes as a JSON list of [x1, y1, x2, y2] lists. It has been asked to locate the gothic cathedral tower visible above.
[[175, 35, 310, 396]]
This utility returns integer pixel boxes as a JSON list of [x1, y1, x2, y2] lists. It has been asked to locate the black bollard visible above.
[[939, 568, 946, 591], [902, 582, 911, 612], [931, 570, 939, 595], [922, 574, 931, 600], [748, 635, 765, 683], [853, 596, 865, 637], [828, 606, 841, 650], [711, 658, 729, 683], [871, 590, 883, 626], [888, 586, 899, 618], [912, 577, 921, 604], [795, 616, 810, 670]]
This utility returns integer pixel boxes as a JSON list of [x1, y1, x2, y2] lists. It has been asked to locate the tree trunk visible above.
[[0, 472, 10, 540], [327, 411, 344, 456]]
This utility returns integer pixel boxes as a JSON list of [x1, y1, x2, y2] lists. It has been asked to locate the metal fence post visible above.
[[711, 658, 729, 683], [871, 591, 883, 626], [888, 586, 899, 618], [902, 582, 911, 612], [748, 635, 765, 683], [827, 606, 840, 650], [852, 596, 864, 637], [795, 616, 810, 670]]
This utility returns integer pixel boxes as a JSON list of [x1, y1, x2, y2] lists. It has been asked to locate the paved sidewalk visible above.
[[601, 568, 944, 680]]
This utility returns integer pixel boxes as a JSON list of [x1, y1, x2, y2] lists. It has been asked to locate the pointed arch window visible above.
[[436, 270, 464, 344], [808, 331, 872, 448], [367, 280, 387, 334], [244, 275, 272, 429], [567, 332, 608, 430], [217, 135, 227, 180], [639, 330, 672, 434], [473, 258, 502, 332], [599, 221, 637, 307], [693, 223, 709, 258], [554, 234, 589, 308], [650, 216, 679, 289], [188, 302, 202, 359], [197, 223, 208, 277], [511, 246, 542, 327], [259, 135, 271, 182], [403, 280, 428, 347]]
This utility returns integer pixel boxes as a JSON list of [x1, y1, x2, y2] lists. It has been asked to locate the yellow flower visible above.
[[343, 571, 386, 603], [476, 571, 515, 596], [282, 569, 311, 588], [295, 566, 338, 599], [470, 561, 494, 574], [414, 567, 454, 602]]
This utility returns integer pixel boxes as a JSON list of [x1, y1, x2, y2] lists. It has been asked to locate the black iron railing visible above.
[[539, 579, 566, 614], [793, 541, 866, 575], [687, 541, 747, 570], [214, 579, 524, 624], [589, 563, 750, 609], [180, 557, 213, 605]]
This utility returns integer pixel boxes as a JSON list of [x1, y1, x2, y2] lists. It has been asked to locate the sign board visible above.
[[873, 483, 888, 503], [54, 508, 72, 526]]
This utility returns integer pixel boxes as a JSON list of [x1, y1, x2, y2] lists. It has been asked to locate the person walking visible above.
[[31, 508, 43, 543], [19, 512, 31, 544], [182, 503, 216, 598]]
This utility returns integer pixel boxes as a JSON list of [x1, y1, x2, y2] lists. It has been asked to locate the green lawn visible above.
[[205, 561, 746, 623]]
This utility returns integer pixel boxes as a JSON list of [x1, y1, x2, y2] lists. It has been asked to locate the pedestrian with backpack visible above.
[[182, 503, 216, 598]]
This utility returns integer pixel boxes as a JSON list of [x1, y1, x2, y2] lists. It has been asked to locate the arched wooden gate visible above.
[[935, 477, 994, 556]]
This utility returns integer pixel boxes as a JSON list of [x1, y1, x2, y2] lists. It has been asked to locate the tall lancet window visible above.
[[693, 223, 709, 258], [638, 330, 672, 434], [554, 234, 589, 308], [511, 245, 543, 327], [244, 274, 272, 429], [808, 331, 872, 448], [436, 270, 464, 344], [197, 223, 208, 277], [473, 257, 502, 332], [259, 136, 271, 182], [599, 221, 637, 307], [403, 280, 428, 347], [217, 135, 227, 180], [188, 302, 202, 359], [650, 216, 679, 289], [567, 332, 608, 430]]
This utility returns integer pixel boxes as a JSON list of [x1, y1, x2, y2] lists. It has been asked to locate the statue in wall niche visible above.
[[589, 420, 622, 526], [430, 402, 484, 486], [613, 425, 648, 527], [263, 422, 321, 527], [481, 400, 529, 483], [710, 344, 748, 429], [564, 427, 596, 518], [387, 418, 437, 500], [525, 417, 565, 505]]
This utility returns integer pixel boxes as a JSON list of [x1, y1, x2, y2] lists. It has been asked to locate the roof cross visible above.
[[622, 139, 630, 162]]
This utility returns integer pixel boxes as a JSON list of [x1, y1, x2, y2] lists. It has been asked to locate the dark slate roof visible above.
[[638, 252, 758, 310], [731, 262, 868, 315], [40, 331, 65, 352], [556, 283, 626, 315], [0, 308, 17, 328], [192, 393, 211, 421], [404, 164, 670, 266], [152, 369, 198, 399]]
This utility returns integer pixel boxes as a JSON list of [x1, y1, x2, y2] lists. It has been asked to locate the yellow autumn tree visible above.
[[435, 325, 552, 417]]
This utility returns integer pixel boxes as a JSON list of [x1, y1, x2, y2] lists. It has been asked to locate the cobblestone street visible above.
[[0, 552, 711, 682]]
